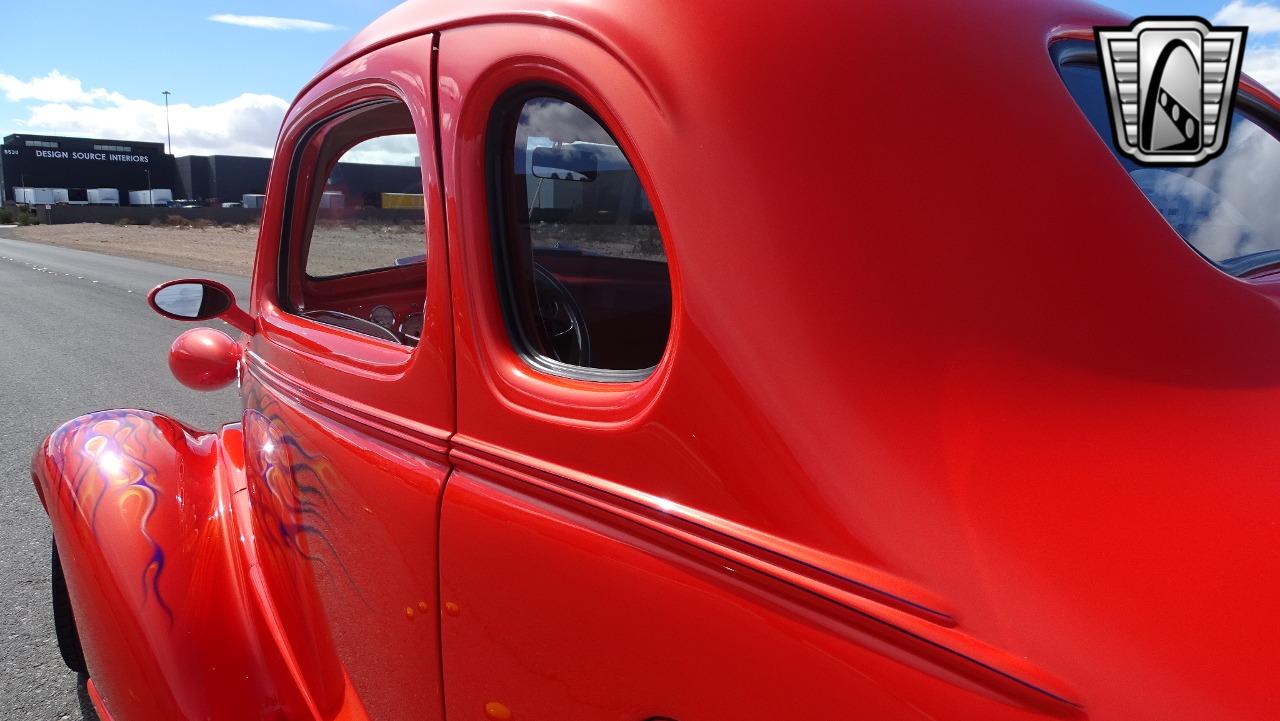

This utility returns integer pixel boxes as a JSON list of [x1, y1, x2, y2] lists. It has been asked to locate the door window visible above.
[[281, 100, 428, 345], [490, 94, 672, 378]]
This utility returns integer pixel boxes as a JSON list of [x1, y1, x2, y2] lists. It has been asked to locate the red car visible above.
[[32, 1, 1280, 719]]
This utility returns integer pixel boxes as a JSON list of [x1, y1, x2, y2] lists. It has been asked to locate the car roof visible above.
[[308, 0, 1127, 100], [307, 0, 1280, 114]]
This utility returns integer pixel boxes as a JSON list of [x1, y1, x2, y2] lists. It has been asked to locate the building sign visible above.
[[29, 149, 151, 163]]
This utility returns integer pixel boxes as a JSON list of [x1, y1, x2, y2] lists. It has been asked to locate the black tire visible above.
[[51, 541, 88, 674]]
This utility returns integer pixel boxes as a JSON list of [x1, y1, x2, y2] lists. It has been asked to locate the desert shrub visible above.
[[192, 218, 215, 230], [166, 215, 186, 226], [0, 208, 12, 224]]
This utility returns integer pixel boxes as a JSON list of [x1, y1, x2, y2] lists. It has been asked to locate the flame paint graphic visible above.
[[243, 390, 366, 602], [46, 411, 178, 625]]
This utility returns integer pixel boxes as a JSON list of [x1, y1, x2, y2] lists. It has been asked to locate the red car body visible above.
[[31, 1, 1280, 719]]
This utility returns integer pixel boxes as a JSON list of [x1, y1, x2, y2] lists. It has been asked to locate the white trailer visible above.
[[319, 191, 344, 210], [86, 188, 120, 206], [16, 187, 56, 205], [241, 194, 266, 209], [128, 189, 174, 206], [51, 188, 70, 204]]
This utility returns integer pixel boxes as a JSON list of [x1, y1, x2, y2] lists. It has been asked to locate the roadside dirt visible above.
[[6, 223, 427, 277], [7, 219, 664, 278]]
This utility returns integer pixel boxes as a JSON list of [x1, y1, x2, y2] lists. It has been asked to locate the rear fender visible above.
[[32, 409, 308, 720]]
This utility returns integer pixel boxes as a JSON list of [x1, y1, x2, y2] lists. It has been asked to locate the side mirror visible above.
[[148, 278, 253, 334]]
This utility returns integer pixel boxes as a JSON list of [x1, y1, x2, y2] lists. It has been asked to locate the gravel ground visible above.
[[7, 220, 667, 278], [7, 223, 427, 278]]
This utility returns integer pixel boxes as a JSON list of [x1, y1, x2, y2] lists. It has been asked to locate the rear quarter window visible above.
[[1057, 53, 1280, 276]]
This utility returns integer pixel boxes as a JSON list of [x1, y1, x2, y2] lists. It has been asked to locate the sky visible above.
[[0, 0, 1277, 159], [0, 1, 400, 157]]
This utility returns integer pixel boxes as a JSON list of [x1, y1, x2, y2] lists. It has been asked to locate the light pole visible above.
[[162, 90, 172, 156]]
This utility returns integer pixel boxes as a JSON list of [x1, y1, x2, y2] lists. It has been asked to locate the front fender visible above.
[[33, 410, 308, 721]]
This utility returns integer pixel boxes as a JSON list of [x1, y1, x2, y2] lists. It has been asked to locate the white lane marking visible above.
[[7, 260, 131, 293], [3, 249, 166, 296]]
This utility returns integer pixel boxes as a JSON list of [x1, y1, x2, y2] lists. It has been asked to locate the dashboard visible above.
[[302, 304, 423, 346]]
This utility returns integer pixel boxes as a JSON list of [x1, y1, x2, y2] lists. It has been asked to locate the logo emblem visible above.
[[1095, 17, 1247, 165]]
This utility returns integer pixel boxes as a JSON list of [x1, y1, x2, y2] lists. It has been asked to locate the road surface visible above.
[[0, 233, 245, 720]]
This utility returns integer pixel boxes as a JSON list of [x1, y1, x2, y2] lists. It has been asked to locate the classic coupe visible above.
[[32, 0, 1280, 719]]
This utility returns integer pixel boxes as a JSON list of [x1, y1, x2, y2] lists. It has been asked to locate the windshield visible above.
[[1059, 62, 1280, 276]]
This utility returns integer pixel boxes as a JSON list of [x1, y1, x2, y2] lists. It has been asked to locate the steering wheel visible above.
[[533, 264, 591, 366], [302, 309, 402, 344]]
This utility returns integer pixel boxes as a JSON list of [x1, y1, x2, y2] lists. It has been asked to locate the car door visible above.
[[432, 20, 1087, 721], [241, 34, 452, 721]]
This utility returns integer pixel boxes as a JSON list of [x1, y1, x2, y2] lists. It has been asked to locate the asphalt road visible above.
[[0, 232, 246, 720]]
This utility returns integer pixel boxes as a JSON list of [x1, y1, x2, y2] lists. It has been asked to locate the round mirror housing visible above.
[[148, 278, 253, 333], [169, 328, 241, 391]]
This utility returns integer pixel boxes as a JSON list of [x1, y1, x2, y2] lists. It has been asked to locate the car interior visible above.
[[281, 95, 673, 375]]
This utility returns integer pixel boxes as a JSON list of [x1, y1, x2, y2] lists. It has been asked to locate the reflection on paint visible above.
[[46, 411, 177, 624]]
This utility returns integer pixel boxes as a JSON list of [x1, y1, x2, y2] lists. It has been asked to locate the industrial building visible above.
[[1, 134, 173, 204], [0, 133, 422, 208]]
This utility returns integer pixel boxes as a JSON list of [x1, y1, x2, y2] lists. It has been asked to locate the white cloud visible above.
[[1244, 45, 1280, 92], [208, 14, 339, 32], [1212, 3, 1280, 94], [1215, 1, 1280, 33], [0, 70, 123, 105], [2, 70, 288, 157], [341, 134, 420, 167]]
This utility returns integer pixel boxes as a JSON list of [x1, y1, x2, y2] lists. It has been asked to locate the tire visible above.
[[51, 541, 88, 674]]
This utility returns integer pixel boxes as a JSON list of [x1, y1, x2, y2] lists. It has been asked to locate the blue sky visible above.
[[0, 1, 1276, 157], [0, 2, 399, 156]]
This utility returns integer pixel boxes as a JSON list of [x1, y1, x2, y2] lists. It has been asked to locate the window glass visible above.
[[305, 131, 424, 278], [283, 101, 427, 346], [496, 96, 671, 375], [1059, 62, 1280, 276]]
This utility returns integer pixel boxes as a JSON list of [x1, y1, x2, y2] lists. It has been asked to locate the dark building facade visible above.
[[325, 160, 423, 205], [174, 155, 272, 203], [1, 134, 173, 202]]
